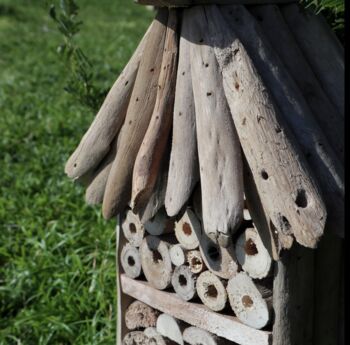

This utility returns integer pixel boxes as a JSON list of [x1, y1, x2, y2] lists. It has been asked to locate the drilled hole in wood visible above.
[[295, 189, 308, 208], [129, 223, 136, 234], [152, 249, 163, 264], [128, 256, 135, 267], [244, 238, 258, 256], [182, 222, 192, 236], [205, 284, 218, 299], [179, 274, 187, 287], [73, 163, 77, 168], [208, 246, 220, 261], [206, 92, 212, 96], [150, 68, 154, 72], [205, 63, 209, 67], [261, 170, 269, 180], [125, 81, 129, 86], [235, 82, 240, 90], [242, 295, 254, 308], [136, 97, 139, 102], [191, 257, 201, 269]]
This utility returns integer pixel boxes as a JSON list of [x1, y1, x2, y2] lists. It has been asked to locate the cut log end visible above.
[[170, 244, 186, 267], [171, 265, 197, 301], [175, 209, 201, 250], [122, 331, 149, 345], [121, 243, 142, 279], [125, 301, 160, 330], [187, 250, 206, 274], [122, 210, 145, 247]]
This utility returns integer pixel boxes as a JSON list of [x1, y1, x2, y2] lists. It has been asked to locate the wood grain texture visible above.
[[121, 274, 272, 345], [219, 5, 344, 238], [183, 327, 233, 345], [250, 5, 344, 164], [205, 5, 327, 248], [65, 25, 150, 180], [165, 11, 199, 217], [156, 314, 185, 345], [281, 3, 344, 116], [188, 6, 244, 247], [102, 8, 168, 219], [131, 10, 179, 211]]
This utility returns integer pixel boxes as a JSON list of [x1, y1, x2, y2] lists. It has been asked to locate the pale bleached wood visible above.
[[188, 6, 244, 247], [187, 250, 206, 274], [121, 210, 145, 247], [120, 243, 142, 279], [131, 10, 179, 210], [144, 208, 175, 236], [272, 243, 314, 345], [227, 272, 271, 330], [123, 331, 149, 345], [140, 235, 173, 290], [171, 265, 197, 301], [196, 271, 227, 312], [156, 314, 185, 345], [121, 274, 272, 345], [165, 12, 199, 217], [218, 5, 344, 239], [65, 25, 152, 180], [144, 327, 177, 345], [250, 5, 344, 163], [183, 327, 233, 345], [205, 5, 327, 248], [235, 227, 272, 279], [135, 0, 296, 6], [281, 3, 344, 116], [199, 232, 238, 280], [174, 209, 201, 250], [102, 9, 168, 219], [169, 244, 187, 267], [125, 300, 160, 330]]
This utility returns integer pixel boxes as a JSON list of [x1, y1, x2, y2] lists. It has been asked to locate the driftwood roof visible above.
[[65, 2, 344, 259]]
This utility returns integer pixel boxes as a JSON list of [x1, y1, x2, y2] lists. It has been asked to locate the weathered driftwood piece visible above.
[[227, 272, 271, 330], [121, 210, 145, 247], [165, 11, 199, 217], [85, 137, 117, 205], [188, 6, 244, 247], [131, 10, 179, 210], [250, 5, 344, 163], [174, 209, 201, 250], [219, 5, 344, 238], [135, 0, 296, 6], [121, 274, 272, 345], [199, 233, 238, 280], [102, 9, 168, 219], [64, 26, 151, 180], [123, 331, 149, 345], [156, 314, 185, 345], [313, 231, 343, 345], [235, 227, 272, 279], [120, 243, 142, 279], [144, 327, 177, 345], [183, 327, 233, 345], [196, 271, 227, 312], [281, 3, 344, 116], [144, 208, 174, 236], [187, 250, 206, 274], [272, 243, 314, 345], [125, 300, 160, 330], [169, 244, 187, 267], [140, 235, 173, 290], [206, 5, 327, 248], [171, 265, 197, 301]]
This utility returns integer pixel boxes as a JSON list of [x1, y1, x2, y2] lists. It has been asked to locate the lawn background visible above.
[[0, 0, 344, 344]]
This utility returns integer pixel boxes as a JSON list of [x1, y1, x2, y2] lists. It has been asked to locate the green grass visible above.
[[0, 1, 153, 344]]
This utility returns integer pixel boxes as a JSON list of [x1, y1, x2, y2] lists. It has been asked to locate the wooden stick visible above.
[[227, 272, 271, 329], [144, 208, 174, 236], [235, 227, 272, 279], [187, 250, 206, 274], [281, 3, 344, 116], [165, 10, 199, 217], [218, 5, 344, 239], [171, 265, 197, 301], [250, 5, 344, 163], [144, 327, 177, 345], [120, 243, 142, 279], [123, 331, 150, 345], [196, 271, 227, 312], [199, 232, 238, 280], [174, 209, 201, 250], [169, 244, 187, 267], [156, 314, 185, 345], [121, 274, 272, 345], [131, 10, 179, 210], [183, 327, 233, 345], [140, 235, 173, 290], [125, 300, 160, 330], [121, 210, 145, 247], [64, 27, 150, 180], [102, 8, 168, 219], [188, 6, 244, 247], [135, 0, 296, 6], [205, 5, 327, 248], [272, 243, 314, 345]]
